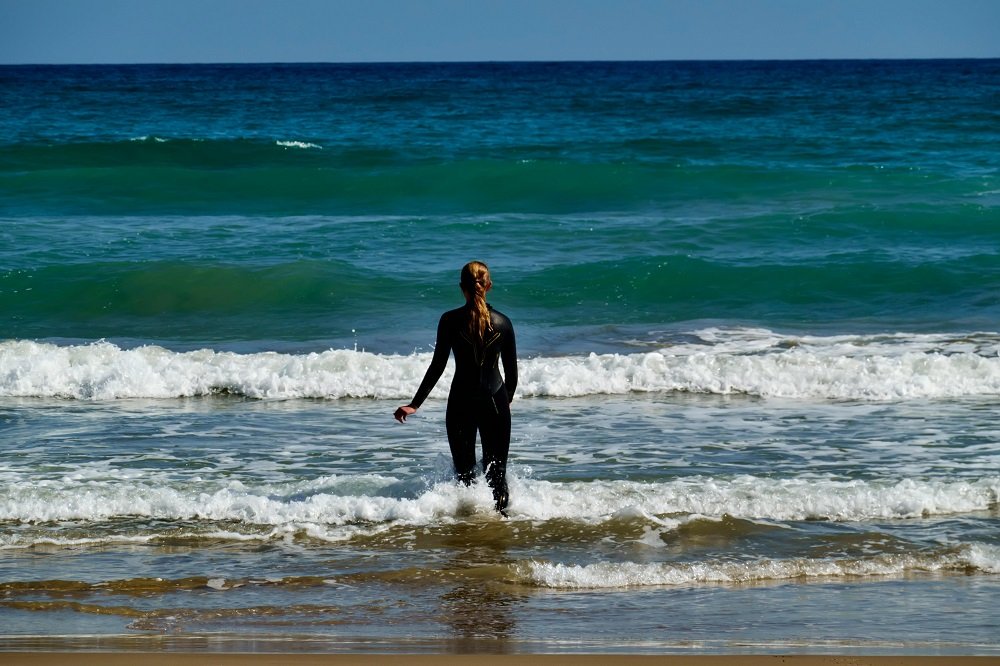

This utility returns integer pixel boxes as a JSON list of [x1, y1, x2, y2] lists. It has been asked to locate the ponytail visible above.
[[460, 261, 493, 343]]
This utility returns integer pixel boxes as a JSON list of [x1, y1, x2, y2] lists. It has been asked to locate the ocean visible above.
[[0, 59, 998, 654]]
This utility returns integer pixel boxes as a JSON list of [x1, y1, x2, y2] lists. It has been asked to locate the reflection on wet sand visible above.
[[435, 519, 525, 653]]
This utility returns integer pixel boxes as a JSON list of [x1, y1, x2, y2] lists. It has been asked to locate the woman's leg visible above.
[[446, 398, 478, 485], [479, 388, 511, 513]]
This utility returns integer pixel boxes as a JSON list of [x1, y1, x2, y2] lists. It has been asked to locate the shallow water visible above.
[[1, 393, 997, 652]]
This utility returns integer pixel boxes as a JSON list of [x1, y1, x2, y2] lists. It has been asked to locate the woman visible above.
[[394, 261, 518, 514]]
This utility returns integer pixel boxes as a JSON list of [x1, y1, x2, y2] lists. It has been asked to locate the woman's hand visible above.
[[394, 405, 416, 423]]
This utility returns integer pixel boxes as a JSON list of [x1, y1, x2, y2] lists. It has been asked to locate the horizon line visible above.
[[2, 55, 998, 67]]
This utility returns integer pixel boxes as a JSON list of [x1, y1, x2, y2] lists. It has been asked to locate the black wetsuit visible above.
[[408, 304, 517, 512]]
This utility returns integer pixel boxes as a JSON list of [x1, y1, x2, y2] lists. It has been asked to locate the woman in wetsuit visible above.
[[394, 261, 518, 514]]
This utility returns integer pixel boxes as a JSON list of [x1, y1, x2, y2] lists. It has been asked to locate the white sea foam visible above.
[[522, 543, 1000, 588], [276, 140, 322, 149], [0, 473, 492, 529], [0, 534, 159, 550], [1, 473, 996, 532], [0, 340, 421, 400], [2, 331, 1000, 401]]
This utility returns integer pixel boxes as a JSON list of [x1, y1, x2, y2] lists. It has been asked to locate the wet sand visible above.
[[1, 655, 1000, 665]]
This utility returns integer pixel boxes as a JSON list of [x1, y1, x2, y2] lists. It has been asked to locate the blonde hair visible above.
[[460, 261, 493, 342]]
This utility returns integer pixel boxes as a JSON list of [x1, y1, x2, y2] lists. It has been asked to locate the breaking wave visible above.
[[3, 329, 1000, 401]]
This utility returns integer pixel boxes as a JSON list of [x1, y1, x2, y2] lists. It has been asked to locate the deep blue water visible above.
[[0, 60, 998, 653]]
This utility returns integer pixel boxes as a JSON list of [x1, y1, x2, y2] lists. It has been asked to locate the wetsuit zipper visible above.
[[461, 329, 502, 413]]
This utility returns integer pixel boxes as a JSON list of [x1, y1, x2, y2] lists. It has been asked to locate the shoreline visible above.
[[2, 636, 1000, 664], [2, 654, 1000, 666]]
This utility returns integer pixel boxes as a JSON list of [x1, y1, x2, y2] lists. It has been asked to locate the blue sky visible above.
[[1, 0, 997, 64]]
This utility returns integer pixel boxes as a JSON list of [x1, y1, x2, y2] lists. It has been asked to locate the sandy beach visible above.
[[2, 654, 1000, 665]]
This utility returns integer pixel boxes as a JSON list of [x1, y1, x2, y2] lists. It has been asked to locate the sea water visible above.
[[0, 60, 998, 654]]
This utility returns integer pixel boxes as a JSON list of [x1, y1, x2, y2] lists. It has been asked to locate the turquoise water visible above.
[[1, 60, 999, 654], [3, 62, 999, 344]]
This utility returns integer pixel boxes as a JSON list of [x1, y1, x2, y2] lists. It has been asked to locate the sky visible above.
[[1, 0, 998, 64]]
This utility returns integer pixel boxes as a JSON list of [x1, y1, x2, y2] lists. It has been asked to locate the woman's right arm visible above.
[[501, 321, 517, 402]]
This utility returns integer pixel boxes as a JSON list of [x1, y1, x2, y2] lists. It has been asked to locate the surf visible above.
[[3, 330, 1000, 401]]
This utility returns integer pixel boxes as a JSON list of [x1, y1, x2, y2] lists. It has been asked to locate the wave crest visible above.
[[521, 544, 1000, 588], [2, 474, 996, 528], [3, 330, 1000, 401]]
